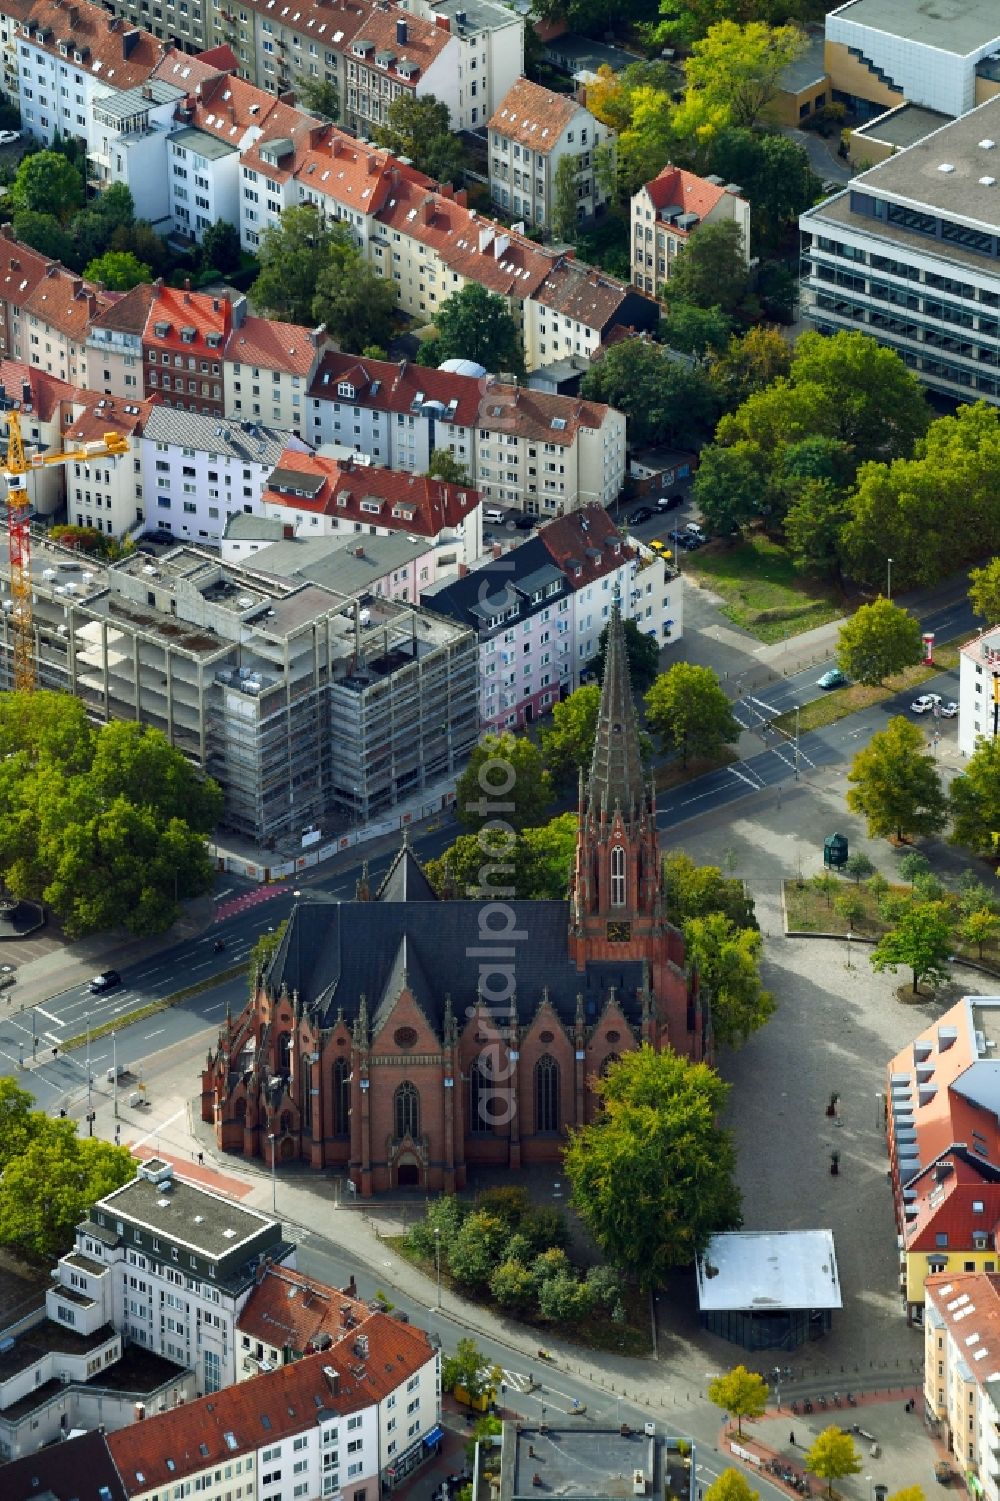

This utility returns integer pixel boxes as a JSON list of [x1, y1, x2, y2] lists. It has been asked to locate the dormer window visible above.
[[180, 326, 196, 344], [360, 498, 382, 514], [154, 321, 170, 338], [337, 381, 355, 398]]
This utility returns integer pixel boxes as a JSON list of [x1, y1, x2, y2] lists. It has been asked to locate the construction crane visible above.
[[3, 410, 130, 691]]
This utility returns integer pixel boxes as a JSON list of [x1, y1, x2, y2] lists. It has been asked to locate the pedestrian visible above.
[[789, 1431, 795, 1446], [198, 1151, 204, 1165]]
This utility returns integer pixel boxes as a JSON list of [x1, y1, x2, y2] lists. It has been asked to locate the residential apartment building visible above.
[[885, 995, 1000, 1323], [0, 530, 478, 841], [236, 1264, 375, 1380], [399, 0, 522, 129], [259, 446, 484, 571], [307, 350, 626, 513], [0, 226, 112, 387], [223, 523, 445, 601], [800, 99, 1000, 406], [0, 359, 76, 515], [489, 76, 615, 231], [223, 299, 325, 433], [90, 75, 187, 214], [925, 1271, 1000, 1497], [86, 282, 157, 400], [826, 0, 1000, 120], [65, 390, 154, 537], [426, 505, 681, 728], [142, 280, 231, 416], [631, 165, 750, 297]]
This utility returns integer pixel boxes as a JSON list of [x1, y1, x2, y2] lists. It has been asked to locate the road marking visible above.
[[748, 695, 780, 715], [131, 1105, 184, 1150], [730, 765, 764, 790], [191, 961, 213, 972], [45, 1031, 62, 1046], [34, 1005, 63, 1026], [142, 1028, 165, 1041]]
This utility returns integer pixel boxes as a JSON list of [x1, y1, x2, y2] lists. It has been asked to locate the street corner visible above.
[[130, 1143, 254, 1200]]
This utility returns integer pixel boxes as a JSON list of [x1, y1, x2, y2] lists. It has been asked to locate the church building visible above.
[[201, 604, 705, 1195]]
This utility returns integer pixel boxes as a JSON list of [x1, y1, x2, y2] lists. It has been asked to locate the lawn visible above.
[[784, 877, 1000, 973], [684, 536, 843, 644]]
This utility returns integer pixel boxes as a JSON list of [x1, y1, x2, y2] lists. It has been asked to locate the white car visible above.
[[911, 694, 950, 715], [939, 700, 958, 717], [0, 131, 20, 147]]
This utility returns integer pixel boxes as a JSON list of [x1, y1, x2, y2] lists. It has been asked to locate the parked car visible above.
[[483, 507, 505, 524], [144, 528, 175, 544], [684, 522, 706, 542], [817, 668, 847, 690], [656, 493, 684, 512], [939, 700, 959, 717], [0, 130, 20, 147], [513, 514, 535, 530], [89, 969, 122, 994], [911, 693, 942, 714], [629, 506, 654, 524]]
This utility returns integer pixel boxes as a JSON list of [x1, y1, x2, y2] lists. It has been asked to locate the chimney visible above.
[[454, 188, 468, 208], [420, 196, 434, 225], [323, 1365, 341, 1397], [212, 297, 221, 312], [232, 295, 248, 328], [70, 277, 83, 296], [367, 153, 379, 176], [122, 27, 141, 58], [396, 16, 407, 44], [183, 278, 191, 304], [21, 379, 30, 403]]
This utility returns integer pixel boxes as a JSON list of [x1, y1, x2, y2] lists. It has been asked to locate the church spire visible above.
[[587, 589, 648, 823]]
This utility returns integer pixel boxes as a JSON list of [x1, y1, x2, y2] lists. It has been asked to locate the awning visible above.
[[422, 1426, 444, 1447]]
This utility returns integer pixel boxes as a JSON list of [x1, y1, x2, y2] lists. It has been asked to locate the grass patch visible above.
[[784, 878, 1000, 972], [685, 536, 843, 643], [59, 962, 247, 1052], [388, 1236, 652, 1356]]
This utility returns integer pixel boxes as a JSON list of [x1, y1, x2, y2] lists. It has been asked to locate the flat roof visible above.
[[780, 31, 827, 95], [170, 124, 237, 160], [696, 1230, 843, 1312], [846, 96, 1000, 228], [830, 0, 1000, 56], [95, 1172, 277, 1260], [853, 102, 954, 150], [805, 188, 1000, 275], [507, 1427, 679, 1501]]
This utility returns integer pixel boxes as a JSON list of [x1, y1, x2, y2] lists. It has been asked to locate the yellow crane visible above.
[[3, 409, 130, 691]]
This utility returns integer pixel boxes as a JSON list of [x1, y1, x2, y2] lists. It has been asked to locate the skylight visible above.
[[224, 1432, 238, 1451]]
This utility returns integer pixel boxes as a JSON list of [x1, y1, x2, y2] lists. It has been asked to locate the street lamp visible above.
[[112, 1030, 119, 1120], [846, 929, 853, 970], [267, 1131, 277, 1214], [433, 1226, 442, 1311], [887, 557, 893, 601], [794, 704, 800, 781], [866, 1476, 873, 1501]]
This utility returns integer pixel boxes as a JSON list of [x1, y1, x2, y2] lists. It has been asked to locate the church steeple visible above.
[[587, 590, 650, 824]]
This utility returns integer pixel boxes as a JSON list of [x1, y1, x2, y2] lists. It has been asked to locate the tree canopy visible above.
[[668, 221, 749, 315], [426, 449, 472, 486], [707, 1365, 769, 1436], [685, 913, 775, 1047], [454, 733, 552, 833], [836, 597, 922, 686], [969, 558, 1000, 626], [645, 663, 740, 767], [674, 21, 806, 141], [425, 812, 578, 900], [564, 1045, 742, 1287], [295, 74, 340, 123], [11, 150, 85, 222], [375, 95, 466, 184], [805, 1427, 862, 1498], [201, 219, 243, 274], [82, 250, 152, 290], [314, 246, 397, 355], [846, 716, 947, 845], [704, 1472, 760, 1501], [251, 204, 339, 325], [580, 337, 721, 449], [706, 127, 822, 254], [0, 693, 221, 937], [588, 616, 661, 694], [431, 283, 523, 376], [870, 900, 954, 994], [663, 850, 757, 930], [950, 735, 1000, 857], [539, 684, 601, 792]]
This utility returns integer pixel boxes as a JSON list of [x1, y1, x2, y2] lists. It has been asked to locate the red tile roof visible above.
[[0, 358, 74, 423], [106, 1316, 435, 1497], [284, 128, 433, 205], [489, 77, 581, 155], [21, 262, 112, 342], [143, 283, 231, 358], [226, 313, 322, 377], [539, 502, 635, 585], [343, 4, 453, 82], [20, 0, 165, 94], [63, 390, 156, 444], [0, 229, 57, 312], [264, 447, 479, 535], [642, 164, 730, 222], [88, 280, 158, 336], [531, 256, 634, 333], [237, 1264, 373, 1352], [308, 349, 482, 428], [904, 1151, 1000, 1252], [926, 1271, 1000, 1381], [152, 46, 235, 92], [192, 41, 239, 71], [477, 381, 613, 445]]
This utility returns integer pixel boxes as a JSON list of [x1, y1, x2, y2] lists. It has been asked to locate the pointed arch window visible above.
[[277, 1031, 291, 1073], [470, 1055, 493, 1135], [610, 844, 626, 907], [535, 1054, 560, 1134], [599, 1052, 621, 1078], [301, 1060, 312, 1131], [395, 1080, 420, 1140], [333, 1058, 350, 1136]]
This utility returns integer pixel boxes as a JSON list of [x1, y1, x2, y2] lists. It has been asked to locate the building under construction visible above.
[[0, 530, 478, 846]]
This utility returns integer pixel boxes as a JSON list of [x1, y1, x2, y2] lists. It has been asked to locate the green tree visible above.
[[836, 597, 922, 686], [886, 1488, 925, 1501], [898, 850, 930, 888], [0, 1121, 133, 1258], [83, 250, 151, 290], [668, 221, 749, 315], [970, 559, 1000, 625], [844, 852, 875, 884], [960, 907, 998, 959], [517, 813, 579, 898], [433, 283, 523, 376], [201, 219, 243, 274], [99, 182, 135, 232], [870, 900, 953, 995], [847, 717, 947, 844], [663, 850, 757, 930], [707, 128, 821, 254], [110, 220, 170, 278], [834, 889, 865, 928], [489, 1257, 536, 1312], [804, 1426, 862, 1498], [454, 734, 552, 833], [0, 1077, 39, 1171], [251, 203, 339, 324], [685, 912, 774, 1047], [564, 1045, 742, 1288], [662, 301, 732, 359], [12, 210, 74, 265], [707, 1364, 769, 1437], [11, 149, 84, 222], [441, 1337, 502, 1401], [581, 337, 721, 449], [426, 449, 472, 486], [783, 477, 851, 579], [465, 1414, 502, 1466], [425, 827, 518, 900], [249, 919, 289, 992], [313, 250, 397, 355], [551, 154, 580, 242], [645, 663, 740, 767], [792, 330, 929, 465], [708, 325, 792, 410], [375, 94, 466, 183], [540, 683, 601, 791], [692, 442, 761, 537], [447, 1211, 510, 1289], [537, 1269, 594, 1320], [674, 21, 806, 139], [589, 616, 661, 694], [704, 1471, 760, 1501], [295, 73, 339, 122], [950, 735, 1000, 857]]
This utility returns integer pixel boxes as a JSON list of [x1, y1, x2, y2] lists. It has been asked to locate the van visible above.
[[684, 522, 706, 542], [484, 507, 505, 524]]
